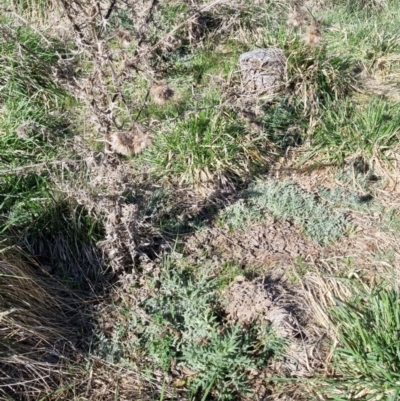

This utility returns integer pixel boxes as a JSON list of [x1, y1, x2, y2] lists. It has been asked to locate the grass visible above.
[[2, 0, 400, 399], [4, 0, 56, 21], [323, 0, 400, 61], [143, 108, 271, 184], [284, 39, 357, 116], [310, 97, 400, 164], [139, 28, 362, 186], [0, 250, 93, 400], [322, 286, 400, 401], [0, 21, 107, 400], [0, 21, 75, 234]]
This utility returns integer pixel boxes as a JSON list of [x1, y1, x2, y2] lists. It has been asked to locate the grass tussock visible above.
[[312, 97, 400, 164], [285, 40, 357, 117], [0, 252, 90, 400], [322, 286, 400, 401], [143, 108, 271, 185]]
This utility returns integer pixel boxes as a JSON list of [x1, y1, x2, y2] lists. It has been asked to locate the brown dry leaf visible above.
[[181, 365, 198, 377]]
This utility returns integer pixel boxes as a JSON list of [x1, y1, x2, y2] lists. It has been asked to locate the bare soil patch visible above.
[[185, 219, 320, 269], [223, 275, 326, 392]]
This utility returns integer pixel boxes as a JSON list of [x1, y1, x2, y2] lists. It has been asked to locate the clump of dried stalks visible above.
[[49, 152, 141, 273], [48, 0, 229, 156], [38, 0, 230, 271]]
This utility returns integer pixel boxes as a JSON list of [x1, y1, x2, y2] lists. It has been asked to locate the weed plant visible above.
[[260, 98, 304, 151], [221, 181, 348, 245], [218, 198, 263, 231], [97, 259, 286, 400], [317, 185, 375, 212]]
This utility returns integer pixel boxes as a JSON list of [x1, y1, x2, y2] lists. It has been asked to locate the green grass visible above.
[[0, 24, 72, 112], [4, 0, 55, 21], [136, 8, 370, 185], [0, 22, 76, 234], [381, 209, 400, 233], [327, 0, 396, 14], [143, 108, 270, 184], [323, 0, 400, 63], [310, 97, 400, 164], [323, 286, 400, 401], [0, 21, 103, 289], [284, 40, 357, 115], [0, 173, 51, 231], [0, 25, 71, 154]]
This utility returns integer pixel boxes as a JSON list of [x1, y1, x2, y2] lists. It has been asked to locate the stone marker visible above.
[[239, 48, 286, 94]]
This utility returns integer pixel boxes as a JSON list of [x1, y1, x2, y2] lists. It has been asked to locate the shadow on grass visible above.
[[0, 200, 108, 400]]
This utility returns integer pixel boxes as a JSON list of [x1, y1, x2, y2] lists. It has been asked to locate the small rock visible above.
[[239, 48, 286, 94]]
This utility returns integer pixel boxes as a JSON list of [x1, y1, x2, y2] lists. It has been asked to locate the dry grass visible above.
[[0, 251, 89, 399], [150, 82, 175, 106], [110, 127, 153, 157]]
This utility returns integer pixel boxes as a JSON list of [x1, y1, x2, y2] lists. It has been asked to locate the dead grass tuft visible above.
[[0, 251, 91, 400], [110, 127, 153, 157], [303, 24, 322, 47], [150, 82, 175, 105], [287, 9, 307, 29]]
